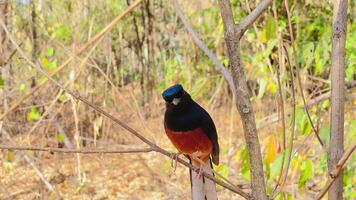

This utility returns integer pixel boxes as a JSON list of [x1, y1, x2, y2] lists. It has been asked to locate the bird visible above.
[[162, 84, 219, 200]]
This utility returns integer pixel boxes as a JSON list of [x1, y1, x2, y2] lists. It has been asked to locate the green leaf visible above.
[[48, 60, 57, 70], [0, 78, 4, 87], [46, 47, 54, 57], [19, 83, 26, 92], [319, 123, 330, 143], [51, 24, 72, 42], [215, 163, 229, 181], [321, 99, 329, 109], [241, 146, 251, 180], [265, 16, 277, 40], [27, 107, 41, 121], [302, 42, 315, 68], [257, 78, 267, 99], [55, 133, 66, 142], [299, 159, 313, 187], [3, 161, 13, 171], [270, 154, 283, 179]]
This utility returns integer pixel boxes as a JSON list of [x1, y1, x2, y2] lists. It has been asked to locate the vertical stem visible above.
[[218, 1, 268, 199], [30, 0, 38, 88], [329, 0, 347, 199]]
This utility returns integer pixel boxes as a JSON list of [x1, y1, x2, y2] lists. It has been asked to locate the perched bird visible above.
[[162, 84, 219, 200]]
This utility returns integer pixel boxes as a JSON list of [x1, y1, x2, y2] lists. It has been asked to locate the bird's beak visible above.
[[172, 98, 181, 105]]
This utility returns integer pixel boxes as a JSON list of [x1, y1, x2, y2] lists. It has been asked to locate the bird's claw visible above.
[[169, 152, 180, 172]]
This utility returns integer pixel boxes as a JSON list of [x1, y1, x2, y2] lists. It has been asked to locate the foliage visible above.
[[0, 0, 355, 199]]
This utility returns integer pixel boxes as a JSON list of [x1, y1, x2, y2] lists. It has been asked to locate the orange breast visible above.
[[165, 127, 212, 163]]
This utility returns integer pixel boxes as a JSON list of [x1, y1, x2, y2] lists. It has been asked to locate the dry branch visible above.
[[0, 145, 154, 154], [173, 0, 235, 93]]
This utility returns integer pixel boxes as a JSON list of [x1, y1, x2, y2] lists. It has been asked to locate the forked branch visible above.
[[236, 0, 273, 37]]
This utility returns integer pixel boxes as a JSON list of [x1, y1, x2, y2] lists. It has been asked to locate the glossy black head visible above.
[[162, 84, 190, 107]]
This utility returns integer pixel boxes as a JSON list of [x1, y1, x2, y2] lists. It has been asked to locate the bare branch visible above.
[[236, 0, 273, 36], [272, 44, 297, 198], [0, 125, 62, 199], [0, 18, 250, 199], [0, 145, 154, 154], [257, 80, 356, 130], [173, 0, 235, 93], [283, 0, 326, 151], [316, 143, 356, 200]]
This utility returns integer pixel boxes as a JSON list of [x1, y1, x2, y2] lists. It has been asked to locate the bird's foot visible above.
[[169, 152, 181, 172]]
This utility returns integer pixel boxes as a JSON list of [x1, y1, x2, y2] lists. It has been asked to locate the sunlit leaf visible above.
[[240, 146, 251, 180], [265, 135, 277, 164], [27, 107, 41, 121], [302, 42, 315, 68], [215, 163, 229, 180], [42, 58, 49, 66], [56, 133, 66, 143], [3, 161, 13, 171], [19, 83, 26, 92], [46, 47, 54, 57], [4, 150, 16, 162], [299, 159, 313, 187], [257, 78, 267, 99], [48, 60, 57, 70], [51, 23, 72, 42], [265, 16, 277, 40], [321, 99, 330, 109], [267, 81, 277, 94], [270, 154, 283, 179], [319, 123, 330, 143]]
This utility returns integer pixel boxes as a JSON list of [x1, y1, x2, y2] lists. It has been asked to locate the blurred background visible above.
[[0, 0, 355, 199]]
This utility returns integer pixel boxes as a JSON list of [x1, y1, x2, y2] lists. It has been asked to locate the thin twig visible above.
[[0, 0, 143, 120], [316, 142, 356, 200], [173, 0, 235, 93], [284, 0, 326, 151], [0, 125, 62, 199], [1, 18, 250, 199], [271, 49, 287, 195], [0, 145, 154, 154], [272, 44, 297, 198], [257, 81, 356, 130]]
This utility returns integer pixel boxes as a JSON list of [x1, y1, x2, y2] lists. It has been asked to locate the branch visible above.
[[0, 125, 62, 199], [316, 142, 356, 200], [236, 0, 273, 36], [173, 0, 235, 93], [0, 145, 154, 154], [283, 0, 326, 152], [257, 80, 356, 130], [0, 18, 250, 200]]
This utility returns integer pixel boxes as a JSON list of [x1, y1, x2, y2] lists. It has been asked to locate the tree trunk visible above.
[[329, 0, 347, 199]]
